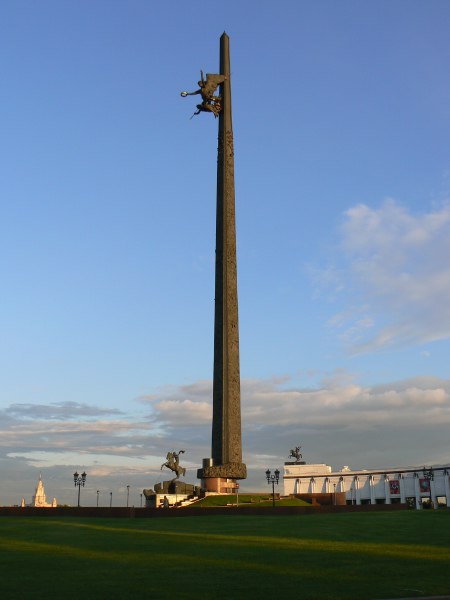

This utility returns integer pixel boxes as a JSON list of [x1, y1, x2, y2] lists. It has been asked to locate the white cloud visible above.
[[6, 401, 123, 420], [240, 375, 450, 429], [325, 199, 450, 352], [155, 399, 212, 425], [139, 380, 213, 426]]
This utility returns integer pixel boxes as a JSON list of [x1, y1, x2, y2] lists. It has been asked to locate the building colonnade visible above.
[[285, 463, 450, 509]]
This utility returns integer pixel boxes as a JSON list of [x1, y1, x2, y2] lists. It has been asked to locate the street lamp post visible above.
[[110, 492, 112, 508], [96, 490, 100, 507], [265, 469, 280, 508], [73, 471, 87, 507], [140, 493, 143, 507], [423, 468, 434, 508], [126, 485, 130, 508]]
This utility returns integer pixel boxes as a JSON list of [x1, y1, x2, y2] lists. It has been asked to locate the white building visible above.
[[283, 462, 450, 509], [21, 473, 57, 508]]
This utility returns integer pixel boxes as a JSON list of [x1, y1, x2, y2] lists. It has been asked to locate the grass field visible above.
[[194, 493, 311, 507], [1, 511, 449, 600]]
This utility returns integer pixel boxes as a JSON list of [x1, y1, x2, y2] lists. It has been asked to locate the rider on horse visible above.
[[161, 450, 186, 479]]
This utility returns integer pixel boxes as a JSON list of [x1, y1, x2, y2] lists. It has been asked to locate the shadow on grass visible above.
[[1, 512, 449, 600]]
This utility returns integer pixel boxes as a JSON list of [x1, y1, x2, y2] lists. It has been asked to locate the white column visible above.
[[445, 472, 450, 508], [369, 475, 375, 504], [430, 477, 438, 510], [399, 474, 406, 504], [355, 476, 361, 505], [414, 474, 421, 509], [384, 475, 391, 504]]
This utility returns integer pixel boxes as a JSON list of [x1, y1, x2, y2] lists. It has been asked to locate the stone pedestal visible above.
[[198, 460, 246, 492], [143, 480, 201, 508], [201, 477, 241, 494], [154, 480, 201, 495]]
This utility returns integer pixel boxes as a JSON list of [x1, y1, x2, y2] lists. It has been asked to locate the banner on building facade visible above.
[[389, 479, 400, 494], [419, 478, 430, 493]]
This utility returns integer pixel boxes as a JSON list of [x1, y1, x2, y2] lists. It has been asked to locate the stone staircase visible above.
[[173, 494, 202, 508]]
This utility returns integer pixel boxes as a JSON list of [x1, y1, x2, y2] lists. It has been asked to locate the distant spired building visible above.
[[21, 473, 57, 508]]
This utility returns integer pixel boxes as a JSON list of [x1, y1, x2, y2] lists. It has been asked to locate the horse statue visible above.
[[288, 446, 302, 463], [161, 450, 186, 479]]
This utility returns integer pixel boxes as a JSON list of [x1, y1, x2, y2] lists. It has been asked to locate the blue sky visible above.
[[1, 0, 450, 506]]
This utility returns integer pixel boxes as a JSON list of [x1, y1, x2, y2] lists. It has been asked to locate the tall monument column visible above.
[[183, 33, 246, 493], [209, 32, 247, 486]]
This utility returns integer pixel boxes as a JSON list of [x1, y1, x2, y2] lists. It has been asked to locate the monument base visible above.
[[199, 477, 240, 494], [143, 480, 201, 508], [197, 462, 247, 480], [154, 480, 201, 495], [197, 461, 246, 493]]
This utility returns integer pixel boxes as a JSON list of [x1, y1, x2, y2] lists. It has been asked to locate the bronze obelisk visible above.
[[195, 33, 247, 492]]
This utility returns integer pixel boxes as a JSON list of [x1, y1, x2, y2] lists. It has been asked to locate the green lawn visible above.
[[193, 493, 312, 507], [1, 511, 449, 599]]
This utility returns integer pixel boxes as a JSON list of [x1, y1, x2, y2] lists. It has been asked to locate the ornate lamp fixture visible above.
[[73, 471, 87, 507], [265, 468, 280, 508]]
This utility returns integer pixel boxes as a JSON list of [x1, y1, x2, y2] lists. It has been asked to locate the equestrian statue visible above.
[[161, 450, 186, 480], [288, 446, 302, 463]]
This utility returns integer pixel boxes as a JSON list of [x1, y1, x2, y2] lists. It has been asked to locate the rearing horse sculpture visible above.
[[288, 446, 302, 463], [161, 450, 186, 479]]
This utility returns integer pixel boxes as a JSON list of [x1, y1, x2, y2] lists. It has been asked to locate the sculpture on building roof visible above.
[[288, 446, 302, 463]]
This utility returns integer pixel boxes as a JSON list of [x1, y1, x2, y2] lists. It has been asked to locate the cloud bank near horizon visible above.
[[2, 373, 449, 502]]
